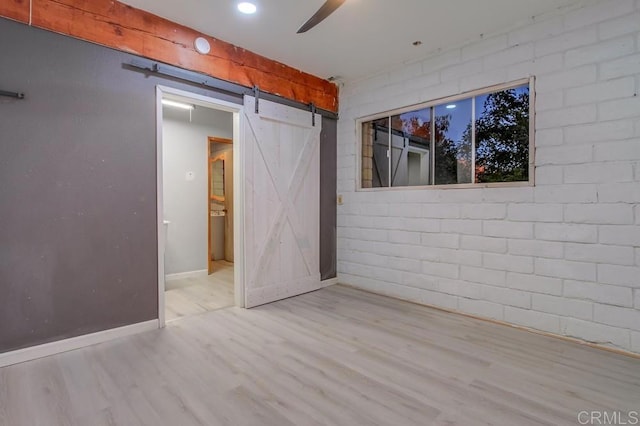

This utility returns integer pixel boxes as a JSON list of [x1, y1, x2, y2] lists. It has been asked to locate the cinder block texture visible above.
[[337, 0, 640, 353]]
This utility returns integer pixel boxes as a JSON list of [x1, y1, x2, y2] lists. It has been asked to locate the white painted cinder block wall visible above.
[[336, 0, 640, 353]]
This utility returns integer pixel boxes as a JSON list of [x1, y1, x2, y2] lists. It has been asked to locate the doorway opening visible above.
[[208, 136, 234, 274], [207, 136, 234, 294], [156, 86, 243, 326]]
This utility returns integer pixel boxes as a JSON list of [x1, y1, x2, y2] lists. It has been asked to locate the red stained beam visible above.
[[1, 0, 29, 23], [0, 0, 338, 112]]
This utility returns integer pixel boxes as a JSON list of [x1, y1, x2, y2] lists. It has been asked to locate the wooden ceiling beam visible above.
[[0, 0, 339, 112], [1, 0, 29, 22]]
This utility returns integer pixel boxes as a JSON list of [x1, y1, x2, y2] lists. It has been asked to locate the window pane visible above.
[[361, 117, 390, 188], [475, 84, 530, 183], [390, 108, 432, 187], [434, 99, 473, 185]]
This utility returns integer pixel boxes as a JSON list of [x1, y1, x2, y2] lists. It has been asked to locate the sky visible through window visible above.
[[435, 98, 472, 143], [396, 84, 529, 147], [476, 85, 529, 123]]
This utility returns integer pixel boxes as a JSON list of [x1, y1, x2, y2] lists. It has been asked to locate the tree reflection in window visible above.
[[475, 86, 529, 183]]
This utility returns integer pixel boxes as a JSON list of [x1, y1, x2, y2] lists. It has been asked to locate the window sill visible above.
[[356, 180, 534, 192]]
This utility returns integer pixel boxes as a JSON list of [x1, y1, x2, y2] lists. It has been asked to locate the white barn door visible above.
[[242, 96, 322, 307]]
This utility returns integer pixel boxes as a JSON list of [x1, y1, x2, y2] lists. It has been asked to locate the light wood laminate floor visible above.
[[1, 285, 639, 426], [165, 261, 234, 322]]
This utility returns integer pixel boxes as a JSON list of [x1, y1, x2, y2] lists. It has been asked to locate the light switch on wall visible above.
[[186, 171, 195, 181]]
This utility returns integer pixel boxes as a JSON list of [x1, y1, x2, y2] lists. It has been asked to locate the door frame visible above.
[[156, 85, 245, 328]]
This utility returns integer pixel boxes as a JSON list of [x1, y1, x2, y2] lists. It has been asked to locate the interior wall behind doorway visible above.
[[162, 107, 232, 276]]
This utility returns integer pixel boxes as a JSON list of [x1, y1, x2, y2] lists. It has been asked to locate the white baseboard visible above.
[[321, 277, 339, 287], [0, 319, 159, 368], [166, 269, 208, 281]]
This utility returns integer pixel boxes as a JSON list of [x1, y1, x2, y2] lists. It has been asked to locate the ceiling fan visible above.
[[297, 0, 346, 34]]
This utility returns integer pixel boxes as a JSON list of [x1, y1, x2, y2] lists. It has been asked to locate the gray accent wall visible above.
[[0, 19, 239, 353], [320, 116, 338, 280], [0, 18, 337, 352]]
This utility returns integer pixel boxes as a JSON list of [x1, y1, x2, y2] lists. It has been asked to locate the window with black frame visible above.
[[360, 81, 531, 189]]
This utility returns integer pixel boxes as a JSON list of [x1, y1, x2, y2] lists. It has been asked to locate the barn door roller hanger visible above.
[[252, 85, 318, 127]]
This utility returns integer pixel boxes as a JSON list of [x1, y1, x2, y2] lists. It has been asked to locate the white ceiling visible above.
[[120, 0, 584, 82]]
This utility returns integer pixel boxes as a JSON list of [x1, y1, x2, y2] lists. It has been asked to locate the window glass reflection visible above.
[[390, 108, 431, 187], [362, 117, 390, 188], [434, 99, 473, 185], [475, 85, 530, 183]]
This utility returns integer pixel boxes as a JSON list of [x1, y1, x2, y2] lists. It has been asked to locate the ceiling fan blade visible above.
[[297, 0, 346, 34]]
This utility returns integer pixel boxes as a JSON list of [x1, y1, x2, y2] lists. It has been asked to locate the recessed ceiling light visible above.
[[238, 2, 257, 14], [446, 104, 456, 109]]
